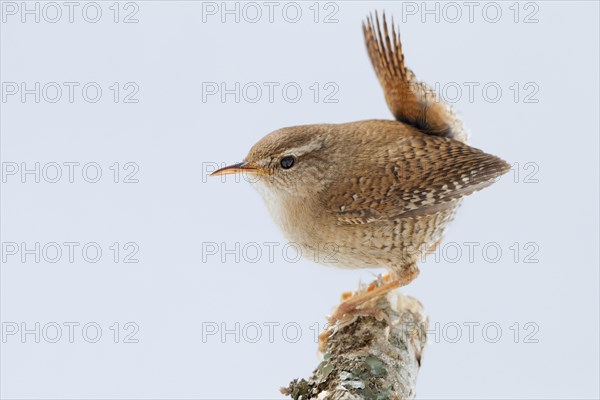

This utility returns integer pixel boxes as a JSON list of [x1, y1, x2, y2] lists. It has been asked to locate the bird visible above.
[[211, 12, 509, 321]]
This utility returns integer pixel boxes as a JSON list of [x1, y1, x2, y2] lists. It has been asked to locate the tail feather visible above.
[[363, 12, 468, 144]]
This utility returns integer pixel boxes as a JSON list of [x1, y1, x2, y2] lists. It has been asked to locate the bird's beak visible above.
[[210, 161, 270, 176]]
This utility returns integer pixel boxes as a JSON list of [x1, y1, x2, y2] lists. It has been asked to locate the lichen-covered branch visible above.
[[282, 292, 428, 400]]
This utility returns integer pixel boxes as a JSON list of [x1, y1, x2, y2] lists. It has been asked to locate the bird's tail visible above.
[[363, 12, 468, 144]]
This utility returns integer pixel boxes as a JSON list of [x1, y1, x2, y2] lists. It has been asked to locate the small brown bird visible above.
[[212, 13, 509, 319]]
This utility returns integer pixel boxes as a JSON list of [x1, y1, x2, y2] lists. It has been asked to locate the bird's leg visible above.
[[329, 265, 420, 324], [366, 272, 392, 292], [329, 279, 400, 324], [339, 273, 393, 302]]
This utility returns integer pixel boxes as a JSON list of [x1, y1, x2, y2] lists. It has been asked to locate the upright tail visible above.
[[363, 12, 468, 144]]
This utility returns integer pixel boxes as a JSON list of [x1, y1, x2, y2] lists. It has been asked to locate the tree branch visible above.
[[282, 291, 428, 400]]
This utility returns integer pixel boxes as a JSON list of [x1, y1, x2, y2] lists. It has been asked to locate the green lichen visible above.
[[282, 293, 427, 399], [361, 384, 394, 400], [316, 361, 334, 380], [365, 355, 388, 378], [342, 379, 365, 390], [339, 370, 355, 380], [389, 333, 408, 351], [283, 379, 312, 400]]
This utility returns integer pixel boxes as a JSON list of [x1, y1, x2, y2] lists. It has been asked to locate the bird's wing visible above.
[[363, 13, 467, 143], [327, 135, 509, 225]]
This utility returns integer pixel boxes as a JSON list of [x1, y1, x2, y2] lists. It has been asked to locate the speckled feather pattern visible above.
[[251, 121, 508, 272], [240, 14, 509, 278]]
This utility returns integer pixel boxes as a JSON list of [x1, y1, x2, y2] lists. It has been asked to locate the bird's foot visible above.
[[338, 273, 392, 302], [367, 272, 392, 292], [319, 278, 398, 352], [318, 304, 391, 352], [320, 267, 419, 352], [328, 277, 401, 325]]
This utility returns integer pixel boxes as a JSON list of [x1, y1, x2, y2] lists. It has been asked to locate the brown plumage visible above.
[[362, 13, 468, 142], [212, 13, 509, 317]]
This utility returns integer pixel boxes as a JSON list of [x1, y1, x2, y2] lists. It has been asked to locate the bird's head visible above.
[[211, 125, 339, 197]]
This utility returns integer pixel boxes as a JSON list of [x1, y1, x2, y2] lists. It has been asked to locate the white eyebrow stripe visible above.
[[288, 138, 325, 156]]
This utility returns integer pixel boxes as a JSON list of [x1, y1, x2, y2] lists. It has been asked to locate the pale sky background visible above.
[[1, 1, 599, 399]]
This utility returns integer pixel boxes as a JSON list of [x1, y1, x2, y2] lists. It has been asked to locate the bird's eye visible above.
[[280, 155, 296, 169]]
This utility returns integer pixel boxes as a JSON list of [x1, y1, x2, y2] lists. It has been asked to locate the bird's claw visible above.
[[329, 277, 401, 324]]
